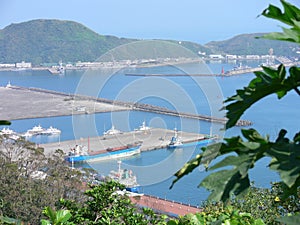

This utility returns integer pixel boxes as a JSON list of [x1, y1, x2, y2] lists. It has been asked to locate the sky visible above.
[[0, 0, 299, 44]]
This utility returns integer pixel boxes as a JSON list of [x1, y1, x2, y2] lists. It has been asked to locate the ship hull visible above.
[[65, 145, 141, 163]]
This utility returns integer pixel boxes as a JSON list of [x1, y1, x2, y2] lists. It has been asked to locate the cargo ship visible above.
[[65, 143, 141, 163]]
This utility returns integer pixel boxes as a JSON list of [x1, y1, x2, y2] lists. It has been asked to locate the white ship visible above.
[[103, 125, 122, 136], [0, 127, 15, 136], [23, 125, 61, 137], [0, 127, 20, 140], [42, 126, 61, 135], [24, 125, 45, 136], [135, 121, 150, 132]]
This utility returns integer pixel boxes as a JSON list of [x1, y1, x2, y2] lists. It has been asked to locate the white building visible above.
[[0, 63, 15, 68], [209, 54, 224, 59], [226, 54, 237, 59], [15, 61, 32, 68]]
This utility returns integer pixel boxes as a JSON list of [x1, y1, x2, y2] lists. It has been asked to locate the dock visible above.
[[40, 128, 208, 156]]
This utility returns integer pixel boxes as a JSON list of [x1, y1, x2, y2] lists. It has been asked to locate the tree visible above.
[[0, 137, 85, 224], [57, 180, 168, 225], [171, 0, 300, 224]]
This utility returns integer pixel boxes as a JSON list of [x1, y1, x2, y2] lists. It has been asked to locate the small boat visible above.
[[0, 127, 15, 136], [0, 127, 20, 140], [41, 126, 61, 135], [65, 143, 141, 163], [103, 125, 122, 136], [135, 121, 150, 132], [108, 161, 140, 193], [25, 125, 45, 136], [167, 128, 183, 149]]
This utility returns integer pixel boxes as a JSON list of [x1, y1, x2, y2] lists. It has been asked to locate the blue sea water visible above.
[[0, 62, 299, 206]]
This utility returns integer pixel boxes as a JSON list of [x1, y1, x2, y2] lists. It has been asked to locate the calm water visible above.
[[0, 61, 299, 206]]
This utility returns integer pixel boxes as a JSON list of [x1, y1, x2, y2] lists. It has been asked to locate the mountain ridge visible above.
[[0, 19, 298, 65], [204, 33, 299, 57]]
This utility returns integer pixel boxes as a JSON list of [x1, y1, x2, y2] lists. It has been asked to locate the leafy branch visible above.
[[261, 0, 300, 43], [224, 64, 300, 129], [171, 0, 300, 224]]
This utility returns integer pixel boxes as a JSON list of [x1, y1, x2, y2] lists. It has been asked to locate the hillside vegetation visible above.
[[205, 33, 300, 56], [0, 19, 212, 65], [0, 19, 135, 65], [0, 19, 298, 65]]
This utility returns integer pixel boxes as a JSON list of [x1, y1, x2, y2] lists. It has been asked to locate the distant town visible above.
[[0, 52, 299, 75]]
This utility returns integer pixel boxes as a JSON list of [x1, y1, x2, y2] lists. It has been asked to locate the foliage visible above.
[[261, 0, 300, 44], [167, 205, 265, 225], [57, 180, 168, 225], [171, 0, 300, 224], [224, 64, 300, 129], [0, 121, 10, 126], [41, 207, 72, 225], [229, 182, 300, 224], [0, 137, 85, 224], [0, 19, 134, 64], [0, 19, 211, 65], [204, 33, 299, 56]]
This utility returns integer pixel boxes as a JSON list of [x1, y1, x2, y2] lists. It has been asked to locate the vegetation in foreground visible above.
[[1, 1, 300, 224], [171, 0, 300, 224]]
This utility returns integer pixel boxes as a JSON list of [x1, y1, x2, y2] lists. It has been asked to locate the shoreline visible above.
[[1, 59, 299, 76]]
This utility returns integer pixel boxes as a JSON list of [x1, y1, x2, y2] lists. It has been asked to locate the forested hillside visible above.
[[205, 33, 300, 57]]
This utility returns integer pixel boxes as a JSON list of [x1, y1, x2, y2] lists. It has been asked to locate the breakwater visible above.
[[7, 85, 252, 126]]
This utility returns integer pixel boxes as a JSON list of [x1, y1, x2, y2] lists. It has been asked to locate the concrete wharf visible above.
[[2, 85, 252, 126], [41, 128, 207, 155], [130, 194, 201, 217]]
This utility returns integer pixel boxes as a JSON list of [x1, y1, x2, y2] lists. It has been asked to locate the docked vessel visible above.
[[134, 121, 150, 132], [23, 125, 61, 136], [108, 161, 140, 193], [0, 127, 15, 136], [0, 127, 20, 140], [103, 125, 122, 136], [41, 126, 61, 135], [24, 125, 45, 136], [167, 128, 183, 149], [65, 143, 141, 163]]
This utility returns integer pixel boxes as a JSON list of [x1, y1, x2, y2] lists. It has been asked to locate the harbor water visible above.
[[0, 61, 299, 206]]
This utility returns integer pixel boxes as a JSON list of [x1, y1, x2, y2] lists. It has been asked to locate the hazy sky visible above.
[[0, 0, 299, 44]]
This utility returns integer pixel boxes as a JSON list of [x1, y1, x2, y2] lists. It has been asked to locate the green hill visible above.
[[204, 33, 300, 57], [0, 19, 136, 65], [0, 19, 212, 65], [1, 19, 297, 65]]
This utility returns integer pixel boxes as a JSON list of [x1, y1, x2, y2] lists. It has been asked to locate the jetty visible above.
[[41, 128, 210, 156]]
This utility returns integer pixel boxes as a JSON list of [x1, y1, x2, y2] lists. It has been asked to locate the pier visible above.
[[41, 128, 209, 155]]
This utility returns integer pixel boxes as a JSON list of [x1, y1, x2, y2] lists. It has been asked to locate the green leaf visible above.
[[200, 168, 250, 202], [267, 130, 300, 189], [170, 153, 203, 189], [261, 1, 300, 43], [56, 210, 72, 223], [261, 0, 300, 26], [224, 65, 300, 129], [0, 120, 11, 126], [43, 206, 56, 222], [41, 219, 51, 225]]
